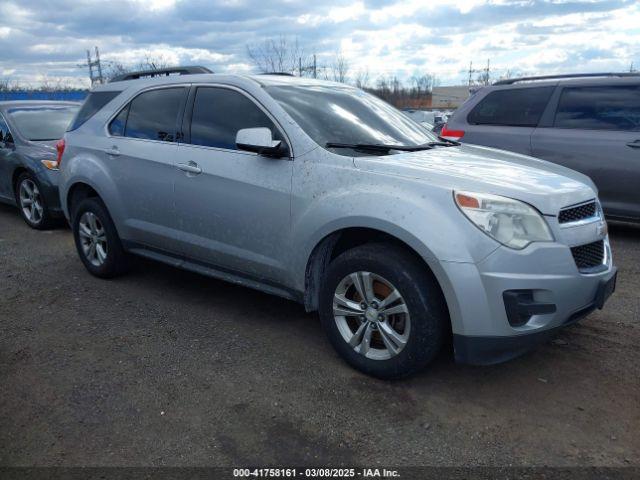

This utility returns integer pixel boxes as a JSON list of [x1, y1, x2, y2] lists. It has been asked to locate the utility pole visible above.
[[313, 54, 317, 79], [468, 61, 473, 86], [485, 58, 490, 85], [86, 46, 104, 86], [299, 57, 302, 77]]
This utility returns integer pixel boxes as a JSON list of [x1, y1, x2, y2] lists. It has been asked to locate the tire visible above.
[[319, 243, 448, 379], [71, 197, 129, 278], [14, 172, 55, 230]]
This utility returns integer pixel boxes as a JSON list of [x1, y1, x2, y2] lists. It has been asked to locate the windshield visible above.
[[265, 85, 437, 156], [8, 105, 79, 141]]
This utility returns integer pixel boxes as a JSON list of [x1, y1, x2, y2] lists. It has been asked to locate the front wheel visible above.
[[15, 172, 55, 230], [319, 243, 448, 379]]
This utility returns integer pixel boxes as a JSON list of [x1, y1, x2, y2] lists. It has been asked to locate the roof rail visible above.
[[493, 72, 640, 86], [259, 72, 295, 76], [109, 66, 213, 83]]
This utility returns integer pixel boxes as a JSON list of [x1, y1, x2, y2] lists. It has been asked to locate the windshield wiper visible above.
[[326, 142, 434, 153], [433, 136, 461, 146]]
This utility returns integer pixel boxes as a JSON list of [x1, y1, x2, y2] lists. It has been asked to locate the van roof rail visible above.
[[493, 72, 640, 86], [109, 66, 213, 83], [259, 72, 295, 76]]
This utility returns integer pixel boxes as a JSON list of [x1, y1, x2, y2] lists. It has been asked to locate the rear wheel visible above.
[[15, 173, 54, 230], [319, 243, 448, 379], [71, 197, 129, 278]]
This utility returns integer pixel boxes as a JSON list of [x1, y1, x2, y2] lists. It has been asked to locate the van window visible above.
[[554, 85, 640, 131], [124, 88, 186, 142], [188, 87, 282, 150], [68, 91, 120, 131], [467, 87, 555, 127]]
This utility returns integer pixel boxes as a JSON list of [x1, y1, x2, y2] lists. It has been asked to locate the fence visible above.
[[0, 91, 88, 102]]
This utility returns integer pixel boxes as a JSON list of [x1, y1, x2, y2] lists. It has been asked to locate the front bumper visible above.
[[440, 236, 616, 365]]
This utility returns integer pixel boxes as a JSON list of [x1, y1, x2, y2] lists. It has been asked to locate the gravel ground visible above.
[[0, 202, 638, 467]]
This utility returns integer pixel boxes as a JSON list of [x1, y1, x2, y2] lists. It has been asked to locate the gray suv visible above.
[[443, 73, 640, 222], [58, 69, 617, 378]]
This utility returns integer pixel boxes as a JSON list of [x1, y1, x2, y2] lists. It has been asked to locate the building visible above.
[[431, 86, 471, 109]]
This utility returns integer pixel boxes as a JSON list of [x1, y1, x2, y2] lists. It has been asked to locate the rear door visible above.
[[173, 85, 293, 284], [531, 84, 640, 220], [461, 86, 556, 155], [104, 86, 188, 252]]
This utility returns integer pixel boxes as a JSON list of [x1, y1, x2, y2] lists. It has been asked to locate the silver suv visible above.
[[58, 69, 617, 378], [443, 73, 640, 222]]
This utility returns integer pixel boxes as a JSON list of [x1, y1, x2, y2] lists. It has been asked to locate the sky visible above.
[[0, 0, 639, 88]]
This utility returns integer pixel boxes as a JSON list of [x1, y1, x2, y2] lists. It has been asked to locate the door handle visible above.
[[177, 162, 202, 174], [103, 146, 121, 156], [626, 140, 640, 149]]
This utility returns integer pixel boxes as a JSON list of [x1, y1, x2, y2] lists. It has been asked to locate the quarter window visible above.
[[467, 87, 555, 127], [554, 85, 640, 131], [189, 87, 282, 150], [109, 104, 129, 137], [124, 88, 186, 142], [69, 91, 120, 131]]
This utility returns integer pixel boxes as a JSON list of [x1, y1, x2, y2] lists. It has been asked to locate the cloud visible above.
[[0, 0, 638, 88]]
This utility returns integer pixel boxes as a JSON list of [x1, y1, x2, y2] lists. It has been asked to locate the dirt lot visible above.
[[0, 202, 638, 467]]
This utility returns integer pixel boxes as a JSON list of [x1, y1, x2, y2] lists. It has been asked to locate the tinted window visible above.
[[467, 87, 554, 127], [109, 104, 129, 136], [8, 106, 79, 141], [189, 87, 282, 150], [68, 91, 120, 131], [125, 88, 185, 142], [555, 85, 640, 131], [266, 85, 436, 156]]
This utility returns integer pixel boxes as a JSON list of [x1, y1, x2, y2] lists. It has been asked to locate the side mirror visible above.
[[236, 127, 287, 158]]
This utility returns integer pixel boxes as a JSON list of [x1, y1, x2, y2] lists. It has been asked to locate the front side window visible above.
[[467, 87, 555, 127], [189, 87, 282, 150], [554, 85, 640, 131], [7, 105, 79, 141], [266, 85, 435, 156], [124, 87, 186, 142]]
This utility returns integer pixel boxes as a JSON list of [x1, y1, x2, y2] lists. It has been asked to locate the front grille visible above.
[[571, 240, 605, 271], [558, 201, 598, 224]]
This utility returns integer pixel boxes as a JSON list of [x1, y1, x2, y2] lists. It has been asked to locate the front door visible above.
[[174, 86, 293, 283]]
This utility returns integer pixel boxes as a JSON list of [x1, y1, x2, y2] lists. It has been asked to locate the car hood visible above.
[[353, 143, 597, 215]]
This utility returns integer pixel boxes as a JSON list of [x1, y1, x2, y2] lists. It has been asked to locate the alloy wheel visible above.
[[19, 179, 44, 224], [78, 212, 108, 267], [333, 271, 411, 360]]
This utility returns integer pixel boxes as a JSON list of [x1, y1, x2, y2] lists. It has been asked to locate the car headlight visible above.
[[454, 191, 554, 249]]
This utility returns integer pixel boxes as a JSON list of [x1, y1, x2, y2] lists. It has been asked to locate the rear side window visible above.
[[68, 91, 120, 131], [555, 85, 640, 131], [189, 87, 282, 150], [124, 87, 186, 142], [467, 87, 555, 127]]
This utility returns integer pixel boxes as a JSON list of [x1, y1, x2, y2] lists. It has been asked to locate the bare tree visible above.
[[103, 52, 173, 81], [355, 68, 370, 89], [331, 53, 350, 83], [246, 36, 310, 75]]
